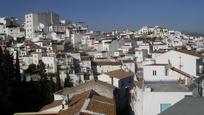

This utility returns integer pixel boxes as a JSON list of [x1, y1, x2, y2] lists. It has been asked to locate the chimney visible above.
[[62, 94, 69, 110]]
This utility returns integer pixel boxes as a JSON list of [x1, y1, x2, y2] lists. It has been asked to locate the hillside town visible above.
[[0, 12, 204, 115]]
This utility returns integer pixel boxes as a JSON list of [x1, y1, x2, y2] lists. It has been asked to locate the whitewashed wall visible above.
[[97, 65, 121, 73], [142, 91, 192, 115], [156, 50, 200, 77], [98, 74, 119, 88]]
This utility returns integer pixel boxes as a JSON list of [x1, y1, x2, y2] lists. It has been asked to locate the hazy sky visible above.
[[0, 0, 203, 33]]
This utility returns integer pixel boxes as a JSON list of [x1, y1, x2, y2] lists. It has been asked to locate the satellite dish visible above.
[[39, 23, 44, 29]]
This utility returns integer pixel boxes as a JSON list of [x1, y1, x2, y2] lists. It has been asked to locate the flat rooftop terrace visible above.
[[145, 82, 190, 92]]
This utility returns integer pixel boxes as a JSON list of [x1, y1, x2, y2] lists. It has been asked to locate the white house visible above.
[[98, 69, 134, 88], [151, 50, 167, 59], [98, 69, 135, 109], [5, 26, 24, 40], [42, 53, 57, 73], [94, 51, 108, 58], [121, 60, 136, 73], [32, 53, 42, 65], [101, 39, 112, 51], [25, 12, 59, 39], [152, 42, 169, 51], [98, 69, 133, 88], [21, 56, 33, 69], [136, 43, 153, 55], [135, 49, 148, 62], [94, 61, 122, 73], [155, 49, 204, 78], [143, 64, 179, 82], [80, 56, 92, 73], [130, 82, 192, 115], [70, 33, 82, 45]]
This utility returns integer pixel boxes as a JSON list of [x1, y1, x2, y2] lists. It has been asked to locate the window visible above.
[[153, 70, 157, 76], [121, 81, 124, 86], [160, 103, 171, 112], [129, 78, 132, 83]]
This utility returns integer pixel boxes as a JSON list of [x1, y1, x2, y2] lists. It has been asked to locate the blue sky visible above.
[[0, 0, 204, 33]]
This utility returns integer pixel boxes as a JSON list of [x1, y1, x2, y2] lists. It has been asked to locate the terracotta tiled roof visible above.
[[58, 91, 89, 115], [86, 99, 116, 115], [20, 41, 46, 50], [54, 80, 116, 95], [171, 67, 196, 79], [145, 64, 168, 66], [174, 49, 203, 58], [58, 90, 116, 115], [106, 69, 134, 79]]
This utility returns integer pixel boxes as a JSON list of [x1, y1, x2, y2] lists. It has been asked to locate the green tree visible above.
[[0, 49, 59, 114], [14, 50, 21, 82], [64, 40, 74, 52], [39, 79, 53, 107], [37, 60, 46, 77], [0, 47, 16, 115], [25, 64, 37, 74]]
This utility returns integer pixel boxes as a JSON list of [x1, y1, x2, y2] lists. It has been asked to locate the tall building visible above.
[[25, 12, 59, 39]]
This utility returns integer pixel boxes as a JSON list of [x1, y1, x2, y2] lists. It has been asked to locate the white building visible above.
[[5, 25, 24, 40], [136, 43, 153, 55], [94, 51, 108, 58], [152, 42, 169, 51], [70, 33, 82, 45], [42, 54, 57, 73], [23, 52, 57, 73], [32, 53, 42, 65], [94, 61, 122, 73], [0, 23, 5, 34], [98, 69, 134, 88], [131, 82, 192, 115], [155, 49, 204, 78], [25, 12, 59, 39], [98, 69, 134, 109], [80, 56, 92, 73], [143, 64, 179, 82], [135, 49, 148, 62], [121, 60, 136, 73]]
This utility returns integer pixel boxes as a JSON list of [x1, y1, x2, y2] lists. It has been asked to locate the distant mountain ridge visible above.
[[182, 31, 204, 37]]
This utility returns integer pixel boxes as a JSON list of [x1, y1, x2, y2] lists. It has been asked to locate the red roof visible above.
[[105, 69, 134, 79], [145, 64, 168, 66], [171, 67, 196, 79], [174, 49, 203, 58]]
